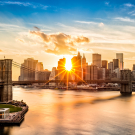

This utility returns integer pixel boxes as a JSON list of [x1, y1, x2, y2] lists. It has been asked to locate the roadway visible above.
[[12, 80, 130, 85]]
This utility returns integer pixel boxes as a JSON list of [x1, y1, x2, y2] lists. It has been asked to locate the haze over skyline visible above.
[[1, 0, 135, 80]]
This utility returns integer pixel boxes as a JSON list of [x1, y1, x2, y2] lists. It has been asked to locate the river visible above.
[[0, 87, 135, 135]]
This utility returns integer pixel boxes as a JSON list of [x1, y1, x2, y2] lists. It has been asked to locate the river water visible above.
[[1, 87, 135, 135]]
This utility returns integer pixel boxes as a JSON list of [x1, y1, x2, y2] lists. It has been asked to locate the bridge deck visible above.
[[12, 80, 129, 85]]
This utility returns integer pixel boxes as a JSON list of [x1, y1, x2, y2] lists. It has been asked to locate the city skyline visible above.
[[1, 0, 135, 80], [18, 52, 129, 83], [1, 1, 135, 134], [12, 51, 135, 80]]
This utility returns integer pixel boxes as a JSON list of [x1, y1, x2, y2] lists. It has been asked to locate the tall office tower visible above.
[[35, 62, 43, 80], [82, 54, 88, 80], [102, 60, 108, 69], [108, 62, 113, 73], [106, 69, 111, 80], [116, 53, 124, 70], [98, 68, 106, 80], [85, 65, 98, 80], [49, 67, 58, 86], [20, 58, 38, 81], [76, 51, 82, 69], [113, 59, 120, 70], [82, 54, 88, 69], [133, 64, 135, 71], [57, 58, 66, 80], [71, 52, 82, 81], [92, 53, 101, 67]]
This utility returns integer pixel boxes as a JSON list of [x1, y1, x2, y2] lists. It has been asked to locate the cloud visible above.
[[0, 1, 31, 6], [0, 1, 49, 9], [89, 43, 135, 53], [99, 22, 104, 27], [114, 17, 135, 22], [75, 20, 104, 27], [34, 26, 40, 31], [105, 2, 109, 6], [29, 31, 90, 55], [16, 38, 25, 43], [75, 21, 98, 25], [0, 49, 2, 52], [124, 3, 134, 7]]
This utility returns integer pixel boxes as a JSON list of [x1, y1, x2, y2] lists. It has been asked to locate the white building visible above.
[[0, 108, 9, 119]]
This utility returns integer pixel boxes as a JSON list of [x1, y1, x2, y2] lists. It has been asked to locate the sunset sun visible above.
[[65, 57, 72, 71]]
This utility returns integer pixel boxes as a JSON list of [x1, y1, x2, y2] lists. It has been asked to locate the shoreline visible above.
[[0, 102, 28, 126]]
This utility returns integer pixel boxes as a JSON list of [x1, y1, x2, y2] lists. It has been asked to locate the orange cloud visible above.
[[29, 31, 90, 55], [16, 38, 25, 43], [0, 49, 2, 52]]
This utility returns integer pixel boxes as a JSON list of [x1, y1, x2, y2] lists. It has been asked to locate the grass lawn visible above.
[[0, 104, 22, 113]]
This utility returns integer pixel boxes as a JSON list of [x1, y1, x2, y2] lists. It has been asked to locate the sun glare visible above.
[[65, 57, 72, 71]]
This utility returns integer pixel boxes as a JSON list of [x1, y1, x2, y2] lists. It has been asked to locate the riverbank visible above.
[[0, 101, 28, 125]]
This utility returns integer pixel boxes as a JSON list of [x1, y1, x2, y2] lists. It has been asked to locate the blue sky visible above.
[[1, 0, 135, 80]]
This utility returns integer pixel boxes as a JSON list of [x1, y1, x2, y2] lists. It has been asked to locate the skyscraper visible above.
[[108, 62, 113, 73], [57, 58, 66, 80], [20, 58, 38, 81], [49, 67, 58, 86], [71, 52, 82, 81], [82, 54, 88, 80], [113, 59, 120, 70], [19, 58, 50, 81], [35, 62, 43, 80], [85, 65, 98, 80], [35, 63, 51, 81], [102, 60, 108, 69], [82, 54, 88, 69], [116, 53, 124, 70], [98, 68, 106, 80], [133, 64, 135, 71], [92, 53, 101, 67]]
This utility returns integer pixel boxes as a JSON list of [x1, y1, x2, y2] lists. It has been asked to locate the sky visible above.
[[1, 0, 135, 80]]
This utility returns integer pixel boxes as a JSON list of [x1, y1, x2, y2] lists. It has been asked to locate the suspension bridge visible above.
[[0, 59, 134, 102]]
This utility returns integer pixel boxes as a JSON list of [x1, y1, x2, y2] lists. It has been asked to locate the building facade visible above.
[[102, 60, 108, 69], [19, 58, 38, 81], [116, 53, 124, 70], [71, 52, 82, 81], [113, 59, 120, 70], [82, 54, 88, 80], [133, 64, 135, 71], [98, 67, 106, 80], [108, 62, 113, 73], [85, 65, 98, 80], [57, 58, 66, 80], [113, 68, 120, 79], [92, 53, 101, 67], [49, 67, 58, 86]]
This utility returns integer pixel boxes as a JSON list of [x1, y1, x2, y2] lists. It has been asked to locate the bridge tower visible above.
[[120, 70, 132, 95], [0, 59, 12, 102]]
